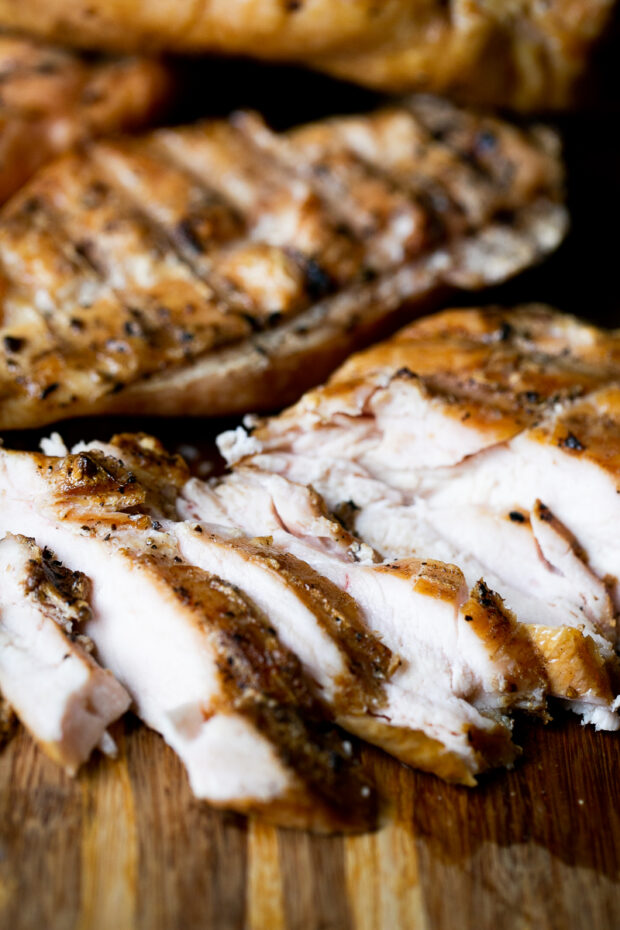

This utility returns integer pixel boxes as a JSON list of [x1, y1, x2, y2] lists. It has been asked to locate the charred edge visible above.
[[214, 624, 375, 828], [106, 434, 191, 516], [22, 544, 93, 637]]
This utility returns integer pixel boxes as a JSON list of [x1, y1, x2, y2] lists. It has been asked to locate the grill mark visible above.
[[0, 100, 565, 424], [233, 113, 429, 270], [319, 110, 472, 236], [9, 158, 253, 370], [91, 139, 318, 322], [156, 121, 362, 285]]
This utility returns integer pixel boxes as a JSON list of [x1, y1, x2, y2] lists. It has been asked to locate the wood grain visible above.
[[1, 712, 618, 930]]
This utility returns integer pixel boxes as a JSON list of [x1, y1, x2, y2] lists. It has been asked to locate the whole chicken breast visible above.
[[0, 0, 612, 109], [0, 34, 171, 204], [0, 96, 566, 430]]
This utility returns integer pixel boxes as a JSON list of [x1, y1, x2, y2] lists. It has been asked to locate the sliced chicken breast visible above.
[[0, 0, 611, 110], [0, 98, 566, 430], [218, 306, 620, 730], [0, 440, 375, 830], [75, 435, 517, 785], [0, 533, 131, 772]]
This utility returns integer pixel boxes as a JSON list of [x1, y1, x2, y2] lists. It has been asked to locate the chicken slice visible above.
[[0, 443, 375, 830], [0, 533, 131, 772], [180, 471, 544, 711]]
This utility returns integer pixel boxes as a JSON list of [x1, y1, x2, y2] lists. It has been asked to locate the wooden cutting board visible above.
[[1, 711, 618, 930], [1, 57, 619, 929]]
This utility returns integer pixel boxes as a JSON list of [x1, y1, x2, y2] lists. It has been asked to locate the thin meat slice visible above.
[[171, 525, 518, 784], [0, 533, 131, 772], [0, 442, 376, 830], [172, 525, 395, 715]]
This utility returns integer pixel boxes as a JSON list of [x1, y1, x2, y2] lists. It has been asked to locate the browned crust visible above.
[[339, 713, 518, 787], [462, 581, 547, 710], [205, 534, 397, 712], [20, 537, 93, 648], [137, 553, 377, 831], [310, 305, 620, 452], [529, 387, 620, 491], [524, 624, 619, 704]]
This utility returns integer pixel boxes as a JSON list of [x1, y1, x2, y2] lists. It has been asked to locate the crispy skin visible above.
[[0, 0, 612, 109], [0, 97, 566, 429], [0, 34, 171, 204]]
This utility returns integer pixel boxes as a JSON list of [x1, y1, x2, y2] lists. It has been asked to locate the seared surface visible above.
[[0, 96, 566, 429], [0, 0, 613, 109], [0, 34, 170, 204]]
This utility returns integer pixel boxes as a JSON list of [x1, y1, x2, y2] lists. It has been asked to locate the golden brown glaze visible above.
[[0, 0, 612, 110], [0, 98, 566, 429]]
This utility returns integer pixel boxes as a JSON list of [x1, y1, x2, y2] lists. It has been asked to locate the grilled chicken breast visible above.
[[0, 97, 566, 430], [219, 306, 620, 731], [0, 0, 611, 110], [0, 34, 170, 204], [0, 533, 131, 772], [0, 436, 377, 830]]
